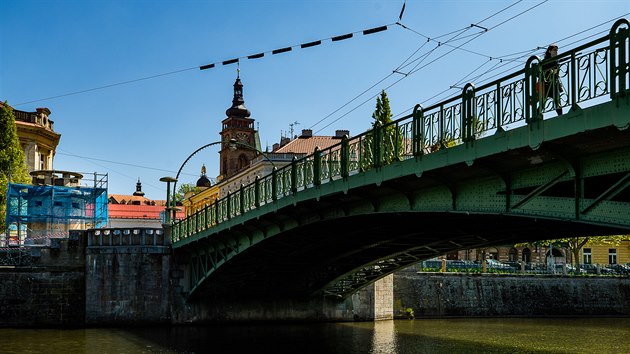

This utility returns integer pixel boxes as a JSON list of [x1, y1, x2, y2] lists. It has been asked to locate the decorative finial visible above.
[[237, 62, 240, 78], [201, 164, 207, 176]]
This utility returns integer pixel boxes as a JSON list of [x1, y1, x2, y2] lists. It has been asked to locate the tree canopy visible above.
[[371, 90, 392, 127], [516, 235, 628, 266], [1, 102, 30, 233], [174, 183, 199, 204], [368, 90, 401, 164]]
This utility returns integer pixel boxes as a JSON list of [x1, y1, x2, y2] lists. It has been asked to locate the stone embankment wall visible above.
[[394, 271, 630, 317], [0, 237, 85, 327]]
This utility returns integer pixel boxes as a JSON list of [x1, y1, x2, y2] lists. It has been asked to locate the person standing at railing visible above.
[[541, 44, 563, 116]]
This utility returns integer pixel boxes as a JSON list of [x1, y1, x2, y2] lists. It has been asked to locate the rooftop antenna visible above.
[[289, 121, 300, 138]]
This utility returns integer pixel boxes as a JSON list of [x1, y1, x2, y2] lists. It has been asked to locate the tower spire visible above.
[[133, 178, 145, 197], [225, 70, 250, 118]]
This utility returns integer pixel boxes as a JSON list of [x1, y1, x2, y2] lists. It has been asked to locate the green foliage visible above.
[[0, 102, 30, 232], [404, 308, 415, 319], [372, 90, 392, 127], [516, 235, 628, 267], [174, 183, 199, 203], [361, 90, 403, 166]]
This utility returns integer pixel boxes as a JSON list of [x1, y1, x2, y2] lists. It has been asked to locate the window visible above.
[[583, 248, 592, 264], [508, 248, 518, 262], [609, 249, 617, 265], [39, 153, 45, 170]]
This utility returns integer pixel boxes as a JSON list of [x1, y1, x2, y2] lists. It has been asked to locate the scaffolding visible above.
[[3, 172, 108, 246]]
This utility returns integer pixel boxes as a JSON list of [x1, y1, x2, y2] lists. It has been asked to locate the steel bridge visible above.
[[171, 19, 630, 300]]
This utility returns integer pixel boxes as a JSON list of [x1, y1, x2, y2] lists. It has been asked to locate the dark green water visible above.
[[1, 318, 629, 353]]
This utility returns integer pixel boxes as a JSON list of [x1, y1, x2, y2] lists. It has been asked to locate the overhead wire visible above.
[[391, 13, 626, 119], [14, 67, 198, 106], [13, 22, 393, 107], [315, 0, 551, 132], [57, 148, 165, 192], [315, 0, 529, 132], [56, 152, 199, 178], [57, 149, 202, 193]]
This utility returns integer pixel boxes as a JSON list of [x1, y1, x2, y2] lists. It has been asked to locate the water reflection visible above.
[[371, 320, 398, 354], [1, 318, 629, 353]]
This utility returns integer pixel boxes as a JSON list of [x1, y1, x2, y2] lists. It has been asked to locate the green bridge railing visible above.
[[172, 19, 629, 244]]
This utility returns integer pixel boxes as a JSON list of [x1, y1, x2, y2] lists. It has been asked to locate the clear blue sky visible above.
[[1, 0, 628, 200]]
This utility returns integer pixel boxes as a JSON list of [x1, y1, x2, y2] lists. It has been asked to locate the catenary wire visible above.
[[313, 0, 529, 130], [316, 0, 552, 132], [56, 152, 199, 177], [13, 22, 394, 107], [391, 13, 624, 119]]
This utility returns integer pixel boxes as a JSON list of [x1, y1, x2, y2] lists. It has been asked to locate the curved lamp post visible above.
[[170, 138, 275, 222]]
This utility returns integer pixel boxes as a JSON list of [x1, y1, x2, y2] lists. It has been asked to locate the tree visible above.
[[369, 90, 402, 164], [0, 102, 30, 233], [174, 183, 199, 204], [372, 90, 393, 127], [555, 235, 626, 267], [517, 235, 627, 267]]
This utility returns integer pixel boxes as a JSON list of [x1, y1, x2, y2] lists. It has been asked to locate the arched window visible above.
[[486, 247, 499, 260], [508, 248, 518, 262], [522, 248, 531, 263]]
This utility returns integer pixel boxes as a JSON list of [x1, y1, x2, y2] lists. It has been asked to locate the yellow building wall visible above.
[[581, 240, 630, 265], [183, 184, 220, 217]]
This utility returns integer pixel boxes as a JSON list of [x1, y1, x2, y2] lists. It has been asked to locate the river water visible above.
[[1, 318, 629, 353]]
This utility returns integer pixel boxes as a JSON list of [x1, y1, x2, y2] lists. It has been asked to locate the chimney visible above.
[[335, 130, 350, 139], [300, 129, 313, 138], [280, 136, 291, 147], [272, 143, 280, 152]]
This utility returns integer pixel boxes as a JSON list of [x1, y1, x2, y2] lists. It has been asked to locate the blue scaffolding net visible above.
[[3, 174, 108, 245]]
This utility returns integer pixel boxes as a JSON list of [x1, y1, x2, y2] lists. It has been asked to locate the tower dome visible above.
[[196, 164, 212, 188]]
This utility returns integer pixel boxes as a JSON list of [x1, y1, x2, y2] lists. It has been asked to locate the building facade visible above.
[[12, 106, 61, 174]]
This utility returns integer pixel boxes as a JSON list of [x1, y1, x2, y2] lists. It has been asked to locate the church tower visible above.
[[219, 71, 259, 180]]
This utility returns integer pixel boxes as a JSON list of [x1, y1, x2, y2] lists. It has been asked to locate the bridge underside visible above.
[[177, 101, 630, 300], [183, 212, 620, 301]]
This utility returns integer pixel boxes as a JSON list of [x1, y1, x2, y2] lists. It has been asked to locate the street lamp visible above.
[[170, 138, 275, 221], [159, 176, 177, 224]]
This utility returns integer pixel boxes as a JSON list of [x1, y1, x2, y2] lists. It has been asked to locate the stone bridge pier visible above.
[[85, 227, 392, 324]]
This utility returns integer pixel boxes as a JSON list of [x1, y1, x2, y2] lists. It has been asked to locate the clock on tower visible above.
[[236, 132, 248, 143]]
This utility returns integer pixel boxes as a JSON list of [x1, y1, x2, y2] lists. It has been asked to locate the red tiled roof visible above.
[[108, 194, 167, 206], [108, 204, 185, 220], [275, 136, 341, 154]]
